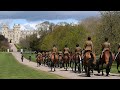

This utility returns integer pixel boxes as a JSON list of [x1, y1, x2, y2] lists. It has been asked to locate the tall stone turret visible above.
[[1, 24, 9, 39], [13, 24, 21, 43]]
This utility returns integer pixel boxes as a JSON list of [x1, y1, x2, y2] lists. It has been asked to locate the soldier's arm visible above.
[[68, 48, 70, 53], [80, 47, 81, 50], [63, 48, 65, 52], [75, 48, 77, 52], [80, 47, 82, 53], [51, 48, 53, 52], [56, 48, 58, 52]]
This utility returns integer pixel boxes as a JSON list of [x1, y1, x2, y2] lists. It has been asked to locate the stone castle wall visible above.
[[1, 24, 38, 44]]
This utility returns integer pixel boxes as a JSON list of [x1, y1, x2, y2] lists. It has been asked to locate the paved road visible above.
[[10, 43, 120, 79]]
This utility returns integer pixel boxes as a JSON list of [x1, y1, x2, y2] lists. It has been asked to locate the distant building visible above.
[[1, 24, 39, 44], [36, 22, 50, 31]]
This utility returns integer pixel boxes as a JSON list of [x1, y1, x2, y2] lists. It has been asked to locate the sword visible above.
[[115, 52, 119, 60]]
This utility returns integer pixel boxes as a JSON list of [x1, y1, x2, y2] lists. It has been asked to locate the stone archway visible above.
[[10, 39, 12, 43]]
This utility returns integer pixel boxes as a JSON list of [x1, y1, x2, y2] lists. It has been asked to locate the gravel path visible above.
[[10, 43, 120, 79]]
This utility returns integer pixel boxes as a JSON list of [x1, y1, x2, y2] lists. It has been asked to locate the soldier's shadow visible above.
[[78, 74, 88, 77], [60, 69, 69, 71]]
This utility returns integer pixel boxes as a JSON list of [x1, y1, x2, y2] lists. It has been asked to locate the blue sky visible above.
[[0, 11, 100, 30]]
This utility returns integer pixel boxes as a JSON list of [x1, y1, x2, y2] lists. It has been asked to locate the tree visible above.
[[96, 11, 120, 54], [0, 35, 9, 51], [19, 36, 30, 49], [39, 24, 88, 52]]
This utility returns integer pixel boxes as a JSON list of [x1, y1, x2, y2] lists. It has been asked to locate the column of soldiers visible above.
[[35, 36, 117, 68]]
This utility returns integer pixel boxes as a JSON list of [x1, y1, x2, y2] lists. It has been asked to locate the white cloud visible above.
[[20, 22, 37, 30], [20, 19, 79, 30], [20, 25, 26, 30]]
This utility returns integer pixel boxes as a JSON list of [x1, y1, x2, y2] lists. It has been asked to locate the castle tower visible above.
[[13, 24, 21, 44], [1, 24, 9, 39], [13, 24, 20, 31]]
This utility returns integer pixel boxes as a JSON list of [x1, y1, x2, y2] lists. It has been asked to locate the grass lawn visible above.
[[0, 52, 64, 79], [14, 44, 22, 50], [23, 53, 36, 62], [110, 61, 118, 73]]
